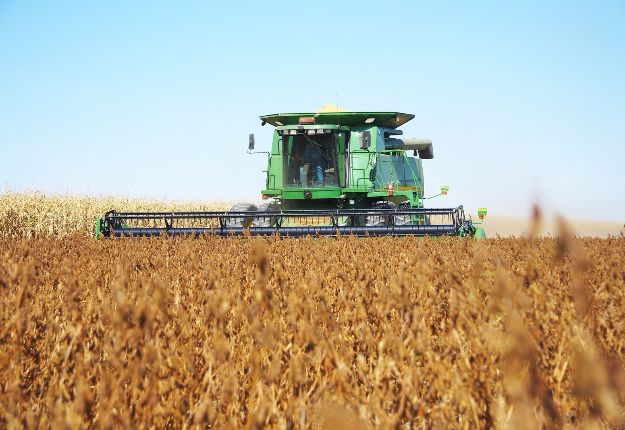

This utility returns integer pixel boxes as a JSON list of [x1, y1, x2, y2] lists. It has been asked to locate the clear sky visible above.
[[1, 1, 624, 220]]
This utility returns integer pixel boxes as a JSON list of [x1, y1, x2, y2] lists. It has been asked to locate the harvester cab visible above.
[[257, 111, 428, 210], [96, 110, 486, 238]]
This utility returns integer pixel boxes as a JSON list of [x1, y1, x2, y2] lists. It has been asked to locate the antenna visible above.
[[335, 93, 338, 111]]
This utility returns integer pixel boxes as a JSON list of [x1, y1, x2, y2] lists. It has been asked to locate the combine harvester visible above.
[[96, 109, 486, 238]]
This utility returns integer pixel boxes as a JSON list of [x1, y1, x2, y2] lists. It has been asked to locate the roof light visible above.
[[299, 116, 315, 124], [365, 117, 375, 124], [275, 121, 283, 126]]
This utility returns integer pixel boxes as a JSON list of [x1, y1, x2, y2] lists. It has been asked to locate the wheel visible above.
[[394, 201, 412, 226], [395, 202, 431, 226], [365, 201, 396, 227], [225, 202, 257, 227], [253, 201, 278, 227]]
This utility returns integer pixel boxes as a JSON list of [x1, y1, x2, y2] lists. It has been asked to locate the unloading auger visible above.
[[97, 110, 487, 238]]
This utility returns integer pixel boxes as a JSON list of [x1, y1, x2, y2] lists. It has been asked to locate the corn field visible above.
[[1, 194, 624, 428], [0, 192, 229, 238]]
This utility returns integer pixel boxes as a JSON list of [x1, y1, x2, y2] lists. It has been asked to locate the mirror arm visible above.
[[424, 186, 449, 199], [423, 193, 443, 200]]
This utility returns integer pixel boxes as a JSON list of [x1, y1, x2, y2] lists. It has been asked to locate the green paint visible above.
[[260, 111, 429, 209], [95, 218, 102, 239], [474, 227, 487, 239], [281, 187, 343, 200]]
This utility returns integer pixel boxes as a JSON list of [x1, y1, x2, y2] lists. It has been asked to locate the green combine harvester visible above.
[[97, 110, 486, 238]]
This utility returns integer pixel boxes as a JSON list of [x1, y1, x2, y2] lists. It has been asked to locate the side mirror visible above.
[[248, 133, 255, 150], [360, 130, 371, 149], [418, 144, 434, 159]]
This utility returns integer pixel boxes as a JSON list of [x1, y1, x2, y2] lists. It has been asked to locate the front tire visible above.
[[225, 202, 257, 227], [394, 201, 412, 226], [253, 201, 278, 227], [365, 201, 396, 227]]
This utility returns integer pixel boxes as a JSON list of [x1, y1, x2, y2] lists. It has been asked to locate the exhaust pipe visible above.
[[385, 138, 434, 159]]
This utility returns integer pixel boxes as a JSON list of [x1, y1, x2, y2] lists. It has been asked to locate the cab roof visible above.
[[259, 112, 415, 129]]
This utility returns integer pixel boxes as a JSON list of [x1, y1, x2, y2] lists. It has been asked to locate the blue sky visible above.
[[1, 1, 624, 220]]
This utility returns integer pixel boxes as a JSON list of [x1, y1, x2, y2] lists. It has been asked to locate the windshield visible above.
[[283, 132, 338, 187], [374, 154, 421, 188]]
